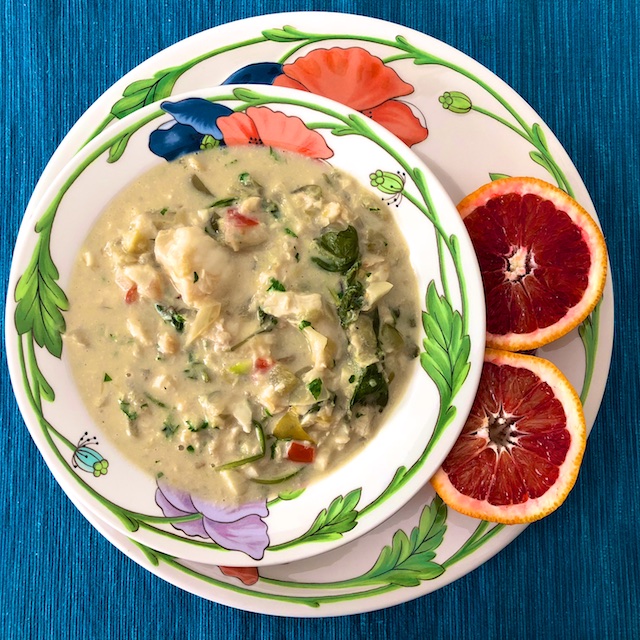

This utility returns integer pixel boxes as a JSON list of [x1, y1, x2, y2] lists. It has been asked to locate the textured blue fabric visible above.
[[1, 0, 638, 638]]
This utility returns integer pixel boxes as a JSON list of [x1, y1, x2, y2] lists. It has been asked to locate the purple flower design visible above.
[[155, 478, 270, 560]]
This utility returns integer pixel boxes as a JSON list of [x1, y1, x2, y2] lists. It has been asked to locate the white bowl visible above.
[[6, 84, 485, 566]]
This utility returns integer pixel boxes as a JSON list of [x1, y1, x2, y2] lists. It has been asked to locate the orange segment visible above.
[[458, 177, 607, 351], [431, 349, 586, 524]]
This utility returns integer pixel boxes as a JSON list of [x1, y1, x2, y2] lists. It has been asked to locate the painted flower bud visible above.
[[369, 170, 405, 195], [439, 91, 472, 114]]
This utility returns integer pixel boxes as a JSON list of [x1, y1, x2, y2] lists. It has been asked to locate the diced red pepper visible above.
[[125, 285, 139, 304], [254, 357, 274, 373], [286, 441, 316, 463], [226, 208, 259, 227]]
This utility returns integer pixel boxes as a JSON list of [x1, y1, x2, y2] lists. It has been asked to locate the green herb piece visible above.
[[298, 320, 312, 330], [191, 175, 212, 195], [160, 207, 168, 216], [162, 418, 179, 438], [118, 399, 138, 421], [269, 147, 280, 161], [284, 227, 298, 238], [186, 445, 195, 453], [144, 393, 168, 408], [292, 184, 322, 198], [350, 364, 389, 409], [216, 424, 266, 471], [193, 272, 199, 283], [187, 419, 209, 432], [263, 407, 273, 418], [311, 225, 360, 274], [349, 374, 356, 383], [184, 362, 211, 382], [209, 197, 237, 209], [239, 172, 251, 185], [267, 278, 286, 292], [230, 308, 278, 352], [337, 264, 365, 327], [103, 373, 112, 382], [155, 304, 185, 332], [250, 469, 302, 485], [262, 199, 280, 218], [307, 378, 323, 400], [294, 252, 300, 262]]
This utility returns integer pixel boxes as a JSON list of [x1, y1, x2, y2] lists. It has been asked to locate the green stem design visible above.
[[578, 301, 601, 404]]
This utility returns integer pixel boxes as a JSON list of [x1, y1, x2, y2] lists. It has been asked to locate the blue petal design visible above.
[[149, 123, 205, 161], [161, 98, 233, 138], [222, 62, 283, 85]]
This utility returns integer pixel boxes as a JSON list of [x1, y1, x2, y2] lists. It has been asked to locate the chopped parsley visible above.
[[118, 399, 138, 421], [103, 373, 112, 382], [193, 272, 199, 283], [155, 304, 185, 332], [284, 227, 298, 238], [162, 418, 179, 438], [267, 278, 286, 292], [298, 320, 312, 330]]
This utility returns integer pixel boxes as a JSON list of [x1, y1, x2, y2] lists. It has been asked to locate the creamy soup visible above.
[[65, 146, 420, 504]]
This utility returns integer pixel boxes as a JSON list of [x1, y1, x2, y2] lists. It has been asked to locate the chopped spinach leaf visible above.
[[311, 225, 360, 274], [350, 364, 389, 409], [144, 393, 167, 408], [155, 304, 185, 332], [160, 207, 168, 216], [337, 264, 365, 327], [258, 307, 279, 329]]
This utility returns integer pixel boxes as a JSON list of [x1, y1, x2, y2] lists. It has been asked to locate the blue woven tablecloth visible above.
[[1, 1, 638, 637]]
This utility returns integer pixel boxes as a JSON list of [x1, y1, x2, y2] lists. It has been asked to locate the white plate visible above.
[[7, 84, 485, 566], [5, 11, 613, 616]]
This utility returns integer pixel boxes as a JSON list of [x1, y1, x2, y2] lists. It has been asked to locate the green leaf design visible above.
[[110, 66, 184, 120], [531, 123, 549, 151], [354, 496, 446, 586], [107, 130, 135, 164], [529, 150, 553, 174], [394, 35, 442, 65], [14, 229, 69, 358], [421, 281, 471, 440], [261, 26, 308, 42], [489, 172, 511, 181], [294, 489, 361, 545], [232, 87, 264, 104]]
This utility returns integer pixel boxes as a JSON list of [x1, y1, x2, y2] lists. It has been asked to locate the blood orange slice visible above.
[[431, 349, 586, 524], [458, 177, 607, 351]]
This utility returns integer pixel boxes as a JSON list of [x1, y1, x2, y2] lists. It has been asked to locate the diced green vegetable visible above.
[[155, 304, 185, 332], [298, 320, 312, 330], [311, 225, 360, 274], [228, 360, 252, 375], [307, 378, 323, 400], [191, 174, 212, 195]]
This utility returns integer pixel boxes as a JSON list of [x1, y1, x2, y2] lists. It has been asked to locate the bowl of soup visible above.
[[6, 85, 485, 566]]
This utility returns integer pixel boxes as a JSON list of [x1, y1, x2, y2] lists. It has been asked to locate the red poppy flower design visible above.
[[217, 106, 333, 159], [273, 47, 428, 147], [218, 565, 260, 586]]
